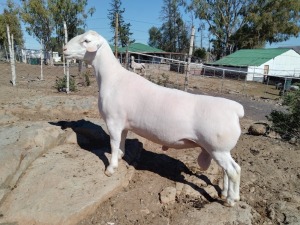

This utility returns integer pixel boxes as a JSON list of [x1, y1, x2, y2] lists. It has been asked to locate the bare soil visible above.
[[0, 62, 299, 225]]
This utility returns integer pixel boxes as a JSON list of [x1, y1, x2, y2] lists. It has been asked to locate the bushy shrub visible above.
[[83, 70, 91, 86], [55, 75, 76, 92], [157, 73, 169, 87], [267, 90, 300, 140]]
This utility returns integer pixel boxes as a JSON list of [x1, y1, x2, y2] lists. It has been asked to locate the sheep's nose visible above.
[[63, 47, 67, 52]]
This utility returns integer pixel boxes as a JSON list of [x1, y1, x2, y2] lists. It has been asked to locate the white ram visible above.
[[63, 30, 244, 207]]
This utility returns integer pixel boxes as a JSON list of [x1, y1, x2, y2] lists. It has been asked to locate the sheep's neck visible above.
[[92, 42, 123, 87]]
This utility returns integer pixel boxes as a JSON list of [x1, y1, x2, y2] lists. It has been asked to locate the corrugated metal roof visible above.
[[212, 48, 290, 66], [118, 43, 165, 53]]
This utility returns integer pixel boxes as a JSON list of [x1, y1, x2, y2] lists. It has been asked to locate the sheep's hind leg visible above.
[[221, 169, 228, 200], [212, 152, 241, 207]]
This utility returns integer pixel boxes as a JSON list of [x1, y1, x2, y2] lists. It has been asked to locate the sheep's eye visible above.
[[83, 39, 90, 43]]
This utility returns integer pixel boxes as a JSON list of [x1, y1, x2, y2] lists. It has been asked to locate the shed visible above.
[[211, 48, 300, 82], [117, 43, 166, 64], [118, 43, 165, 54]]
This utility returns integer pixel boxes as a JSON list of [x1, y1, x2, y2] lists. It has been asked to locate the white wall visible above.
[[247, 49, 300, 81]]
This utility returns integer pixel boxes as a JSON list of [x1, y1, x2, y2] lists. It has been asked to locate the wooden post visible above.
[[4, 45, 9, 61], [114, 13, 118, 58], [11, 34, 16, 84], [221, 69, 225, 92], [62, 43, 66, 75], [63, 21, 70, 93], [125, 46, 129, 70], [6, 25, 16, 86], [40, 40, 44, 80], [184, 26, 195, 91]]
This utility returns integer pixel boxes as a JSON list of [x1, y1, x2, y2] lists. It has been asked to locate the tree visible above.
[[148, 26, 162, 49], [193, 47, 206, 60], [21, 0, 95, 52], [21, 0, 53, 51], [189, 0, 300, 59], [49, 0, 95, 48], [189, 0, 251, 59], [0, 0, 24, 49], [107, 0, 134, 47], [148, 0, 189, 53], [234, 0, 300, 49]]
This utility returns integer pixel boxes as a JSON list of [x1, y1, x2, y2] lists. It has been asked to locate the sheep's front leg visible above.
[[119, 130, 128, 160], [105, 126, 123, 177]]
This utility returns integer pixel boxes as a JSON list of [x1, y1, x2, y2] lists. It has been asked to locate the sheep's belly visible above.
[[161, 139, 199, 150], [131, 127, 198, 150]]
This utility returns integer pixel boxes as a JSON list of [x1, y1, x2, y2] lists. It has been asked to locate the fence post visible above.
[[243, 75, 247, 96], [40, 40, 44, 80], [220, 69, 225, 92], [6, 25, 16, 86], [125, 47, 129, 70], [62, 43, 66, 75], [184, 26, 195, 91], [64, 21, 70, 93]]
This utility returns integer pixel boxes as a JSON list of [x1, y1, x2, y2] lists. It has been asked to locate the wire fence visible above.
[[1, 50, 299, 99]]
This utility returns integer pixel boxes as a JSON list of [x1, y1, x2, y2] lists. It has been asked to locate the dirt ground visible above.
[[0, 62, 299, 225]]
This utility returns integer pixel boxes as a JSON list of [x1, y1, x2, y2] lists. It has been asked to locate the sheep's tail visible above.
[[236, 103, 244, 118]]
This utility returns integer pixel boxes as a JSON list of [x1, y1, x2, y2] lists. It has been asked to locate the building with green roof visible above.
[[117, 43, 167, 64], [211, 48, 300, 81], [110, 42, 188, 66], [118, 43, 165, 54]]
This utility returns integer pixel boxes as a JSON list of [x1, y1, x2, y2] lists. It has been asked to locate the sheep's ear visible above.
[[86, 43, 99, 52]]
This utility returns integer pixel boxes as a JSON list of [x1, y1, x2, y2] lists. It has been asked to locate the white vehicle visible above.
[[52, 52, 61, 62]]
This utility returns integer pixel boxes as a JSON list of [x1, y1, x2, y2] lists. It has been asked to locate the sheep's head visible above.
[[63, 30, 105, 63]]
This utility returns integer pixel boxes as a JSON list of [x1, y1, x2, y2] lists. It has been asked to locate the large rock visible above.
[[0, 119, 142, 225], [173, 201, 263, 225], [160, 187, 177, 204], [0, 121, 65, 199], [267, 201, 300, 224], [0, 144, 138, 225], [248, 123, 269, 136], [176, 159, 222, 201]]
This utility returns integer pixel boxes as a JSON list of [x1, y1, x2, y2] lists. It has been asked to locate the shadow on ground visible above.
[[50, 119, 222, 204]]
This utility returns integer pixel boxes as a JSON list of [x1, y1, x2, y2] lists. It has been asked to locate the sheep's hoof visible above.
[[104, 170, 111, 177], [220, 194, 227, 200], [224, 198, 239, 207], [118, 154, 124, 160], [104, 167, 115, 177], [224, 200, 235, 207], [118, 150, 124, 160], [224, 202, 234, 207]]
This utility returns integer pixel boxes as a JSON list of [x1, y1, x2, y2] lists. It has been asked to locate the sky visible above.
[[1, 0, 299, 50]]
